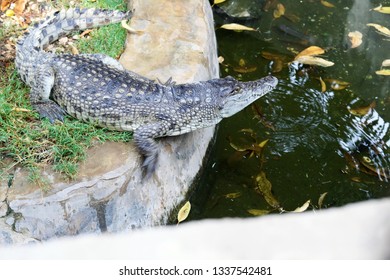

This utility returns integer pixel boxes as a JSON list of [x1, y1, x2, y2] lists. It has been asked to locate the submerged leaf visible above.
[[367, 23, 390, 37], [319, 77, 326, 92], [325, 78, 350, 90], [321, 0, 335, 8], [292, 199, 311, 213], [225, 192, 242, 199], [348, 101, 375, 116], [348, 31, 363, 48], [273, 3, 285, 19], [318, 192, 328, 209], [255, 171, 280, 209], [233, 65, 257, 73], [294, 56, 334, 67], [247, 209, 270, 216], [177, 201, 191, 224], [220, 23, 256, 31]]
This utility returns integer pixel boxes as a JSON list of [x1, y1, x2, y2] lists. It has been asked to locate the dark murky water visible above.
[[190, 0, 390, 220]]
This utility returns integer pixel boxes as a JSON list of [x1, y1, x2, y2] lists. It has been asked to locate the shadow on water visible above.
[[189, 0, 390, 220]]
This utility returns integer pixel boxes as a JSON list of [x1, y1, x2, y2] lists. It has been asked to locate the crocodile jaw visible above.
[[219, 75, 278, 118]]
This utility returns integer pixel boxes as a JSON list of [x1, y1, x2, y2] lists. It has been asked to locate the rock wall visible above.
[[0, 0, 218, 243], [2, 198, 389, 259]]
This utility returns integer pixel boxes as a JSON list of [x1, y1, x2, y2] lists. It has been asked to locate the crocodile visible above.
[[15, 8, 278, 177]]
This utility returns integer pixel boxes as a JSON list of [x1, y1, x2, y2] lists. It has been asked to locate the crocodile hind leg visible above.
[[133, 121, 171, 178], [30, 65, 66, 122]]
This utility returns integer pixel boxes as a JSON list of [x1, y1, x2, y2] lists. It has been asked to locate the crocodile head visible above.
[[218, 75, 278, 118]]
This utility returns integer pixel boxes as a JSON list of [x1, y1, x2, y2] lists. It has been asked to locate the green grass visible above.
[[0, 0, 131, 188]]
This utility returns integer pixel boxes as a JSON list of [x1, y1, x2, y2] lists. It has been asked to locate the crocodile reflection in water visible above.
[[339, 104, 390, 181]]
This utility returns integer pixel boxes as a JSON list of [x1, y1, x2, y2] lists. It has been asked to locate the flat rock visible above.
[[0, 0, 218, 243]]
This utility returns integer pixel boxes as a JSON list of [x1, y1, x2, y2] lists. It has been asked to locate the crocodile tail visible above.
[[15, 8, 132, 82]]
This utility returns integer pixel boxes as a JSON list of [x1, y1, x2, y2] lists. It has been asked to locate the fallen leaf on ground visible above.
[[121, 20, 138, 33], [14, 0, 28, 15]]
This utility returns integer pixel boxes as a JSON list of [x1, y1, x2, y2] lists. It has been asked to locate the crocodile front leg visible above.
[[30, 65, 66, 122], [133, 121, 171, 178]]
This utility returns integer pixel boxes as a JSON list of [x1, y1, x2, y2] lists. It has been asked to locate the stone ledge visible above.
[[1, 198, 389, 259]]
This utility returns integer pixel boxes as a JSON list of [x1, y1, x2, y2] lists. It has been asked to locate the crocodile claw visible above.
[[141, 152, 159, 179], [33, 100, 66, 123]]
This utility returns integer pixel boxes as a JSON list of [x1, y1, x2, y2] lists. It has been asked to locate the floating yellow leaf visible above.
[[321, 0, 335, 8], [318, 192, 328, 209], [255, 171, 280, 209], [372, 4, 390, 14], [295, 46, 325, 60], [273, 3, 285, 19], [348, 101, 375, 116], [376, 69, 390, 75], [294, 56, 334, 67], [292, 200, 311, 213], [247, 209, 270, 216], [220, 23, 256, 32], [225, 192, 241, 199], [348, 31, 363, 48], [319, 77, 326, 92], [214, 0, 226, 4], [367, 23, 390, 37], [381, 59, 390, 67], [177, 201, 191, 224]]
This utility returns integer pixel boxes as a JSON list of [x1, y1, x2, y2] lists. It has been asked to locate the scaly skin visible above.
[[15, 8, 278, 177]]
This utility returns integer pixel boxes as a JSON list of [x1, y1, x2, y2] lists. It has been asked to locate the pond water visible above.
[[189, 0, 390, 220]]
